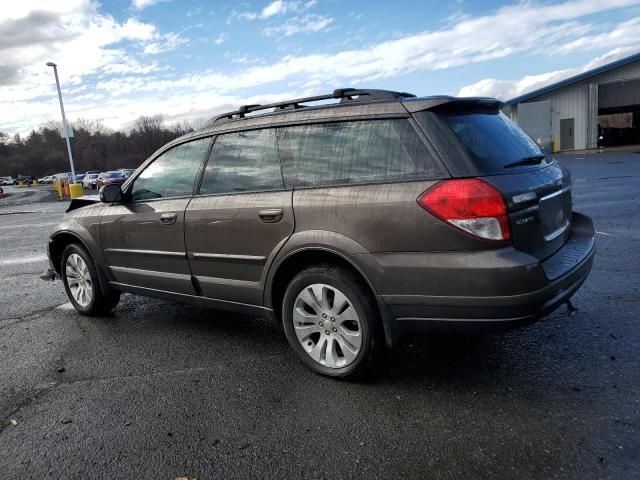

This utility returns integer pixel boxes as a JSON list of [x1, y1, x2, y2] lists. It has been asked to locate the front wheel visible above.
[[282, 265, 383, 380], [61, 243, 120, 316]]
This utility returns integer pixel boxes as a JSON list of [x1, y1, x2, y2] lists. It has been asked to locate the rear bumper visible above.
[[378, 212, 595, 334]]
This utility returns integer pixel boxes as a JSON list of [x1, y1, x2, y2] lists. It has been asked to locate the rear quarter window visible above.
[[278, 119, 445, 186]]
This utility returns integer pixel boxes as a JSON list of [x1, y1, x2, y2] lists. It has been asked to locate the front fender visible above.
[[49, 210, 111, 295]]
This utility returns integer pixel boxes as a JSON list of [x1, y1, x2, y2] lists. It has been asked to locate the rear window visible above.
[[278, 119, 444, 186], [419, 109, 545, 174]]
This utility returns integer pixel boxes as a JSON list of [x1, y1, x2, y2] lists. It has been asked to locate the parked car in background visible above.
[[83, 173, 100, 190], [13, 175, 34, 185], [96, 171, 125, 190], [117, 168, 136, 179], [74, 173, 86, 184], [37, 175, 54, 184], [0, 176, 14, 186], [44, 88, 595, 379]]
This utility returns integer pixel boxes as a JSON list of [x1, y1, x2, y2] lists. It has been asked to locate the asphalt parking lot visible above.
[[1, 152, 639, 480]]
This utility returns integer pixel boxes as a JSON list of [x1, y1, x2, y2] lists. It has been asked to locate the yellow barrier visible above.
[[18, 180, 24, 187], [552, 135, 559, 153], [69, 183, 84, 199], [32, 180, 37, 186]]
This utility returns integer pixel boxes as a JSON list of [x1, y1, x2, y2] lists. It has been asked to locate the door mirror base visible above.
[[100, 184, 124, 203]]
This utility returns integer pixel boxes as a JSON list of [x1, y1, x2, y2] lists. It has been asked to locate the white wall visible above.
[[515, 59, 640, 150], [523, 84, 588, 150]]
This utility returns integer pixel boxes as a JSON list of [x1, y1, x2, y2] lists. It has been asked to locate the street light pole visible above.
[[46, 62, 76, 184]]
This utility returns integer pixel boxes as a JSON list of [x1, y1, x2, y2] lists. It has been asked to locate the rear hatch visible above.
[[415, 105, 572, 260]]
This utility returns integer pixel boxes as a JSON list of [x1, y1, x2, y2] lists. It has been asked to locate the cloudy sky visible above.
[[1, 0, 640, 135]]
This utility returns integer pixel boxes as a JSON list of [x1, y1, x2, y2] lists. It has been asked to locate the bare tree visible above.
[[0, 114, 190, 177]]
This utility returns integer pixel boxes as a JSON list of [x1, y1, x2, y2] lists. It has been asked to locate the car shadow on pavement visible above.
[[105, 296, 550, 389], [378, 332, 513, 383]]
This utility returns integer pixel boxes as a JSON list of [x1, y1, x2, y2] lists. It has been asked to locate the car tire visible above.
[[282, 264, 384, 380], [61, 243, 120, 316]]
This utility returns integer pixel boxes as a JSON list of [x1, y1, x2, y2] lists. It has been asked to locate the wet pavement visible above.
[[0, 154, 639, 479]]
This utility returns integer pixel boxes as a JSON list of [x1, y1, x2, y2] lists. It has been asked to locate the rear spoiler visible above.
[[403, 96, 505, 113], [66, 195, 100, 213]]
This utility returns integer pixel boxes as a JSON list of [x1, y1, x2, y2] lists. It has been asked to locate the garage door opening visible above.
[[598, 79, 640, 147]]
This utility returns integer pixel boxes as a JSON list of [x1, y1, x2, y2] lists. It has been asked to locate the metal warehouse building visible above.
[[504, 52, 640, 151]]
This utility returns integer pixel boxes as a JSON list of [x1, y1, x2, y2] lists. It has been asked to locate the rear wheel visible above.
[[282, 265, 383, 379], [61, 243, 120, 316]]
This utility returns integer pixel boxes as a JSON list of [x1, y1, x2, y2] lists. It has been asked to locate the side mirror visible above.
[[100, 184, 124, 203]]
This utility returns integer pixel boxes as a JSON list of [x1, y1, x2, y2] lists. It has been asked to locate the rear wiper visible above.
[[504, 155, 546, 168]]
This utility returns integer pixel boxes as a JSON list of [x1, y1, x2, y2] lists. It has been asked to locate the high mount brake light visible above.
[[417, 178, 511, 241]]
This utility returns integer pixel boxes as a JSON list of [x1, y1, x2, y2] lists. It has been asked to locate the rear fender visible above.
[[263, 230, 398, 347]]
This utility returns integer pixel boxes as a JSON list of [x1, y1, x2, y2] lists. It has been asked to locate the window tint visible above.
[[279, 119, 441, 186], [422, 109, 545, 173], [199, 129, 283, 195], [130, 138, 210, 201]]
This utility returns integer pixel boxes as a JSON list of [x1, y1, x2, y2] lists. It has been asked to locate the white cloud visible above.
[[261, 0, 287, 18], [230, 0, 317, 22], [214, 32, 228, 45], [458, 47, 640, 100], [143, 32, 188, 54], [263, 14, 333, 36], [131, 0, 164, 10], [0, 3, 160, 90], [224, 52, 262, 65], [0, 0, 183, 133], [91, 0, 640, 100], [4, 0, 640, 135], [0, 0, 87, 21]]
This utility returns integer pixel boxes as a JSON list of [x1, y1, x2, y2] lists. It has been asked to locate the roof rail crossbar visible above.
[[207, 88, 416, 125]]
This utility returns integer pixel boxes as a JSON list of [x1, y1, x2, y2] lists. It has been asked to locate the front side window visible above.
[[279, 119, 441, 186], [130, 137, 211, 201], [199, 128, 284, 195]]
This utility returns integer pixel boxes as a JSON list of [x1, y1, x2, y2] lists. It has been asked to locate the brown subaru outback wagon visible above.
[[45, 89, 595, 379]]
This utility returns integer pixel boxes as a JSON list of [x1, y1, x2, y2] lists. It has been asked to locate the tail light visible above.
[[417, 178, 511, 241]]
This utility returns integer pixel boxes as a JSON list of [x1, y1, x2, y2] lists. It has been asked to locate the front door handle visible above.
[[160, 213, 178, 225], [258, 208, 284, 223]]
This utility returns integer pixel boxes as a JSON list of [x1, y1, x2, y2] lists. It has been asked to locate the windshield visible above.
[[420, 108, 546, 174]]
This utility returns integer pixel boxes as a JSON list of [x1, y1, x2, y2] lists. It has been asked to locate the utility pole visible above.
[[46, 62, 76, 183]]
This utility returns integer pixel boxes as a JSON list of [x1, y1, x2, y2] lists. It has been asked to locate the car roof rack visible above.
[[207, 88, 416, 125]]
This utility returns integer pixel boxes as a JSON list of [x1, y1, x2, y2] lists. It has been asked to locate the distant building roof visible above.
[[506, 51, 640, 105]]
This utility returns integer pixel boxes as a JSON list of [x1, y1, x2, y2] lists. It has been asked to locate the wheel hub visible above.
[[292, 284, 362, 369], [65, 253, 93, 308]]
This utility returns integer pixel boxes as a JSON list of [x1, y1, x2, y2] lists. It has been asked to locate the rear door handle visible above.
[[258, 208, 284, 223], [160, 213, 178, 225]]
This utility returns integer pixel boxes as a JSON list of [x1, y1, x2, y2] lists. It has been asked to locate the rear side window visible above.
[[199, 128, 284, 195], [419, 109, 544, 173], [279, 119, 443, 186], [130, 137, 211, 201]]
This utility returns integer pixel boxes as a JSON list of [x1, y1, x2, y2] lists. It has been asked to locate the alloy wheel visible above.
[[65, 253, 93, 308], [292, 283, 362, 368]]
